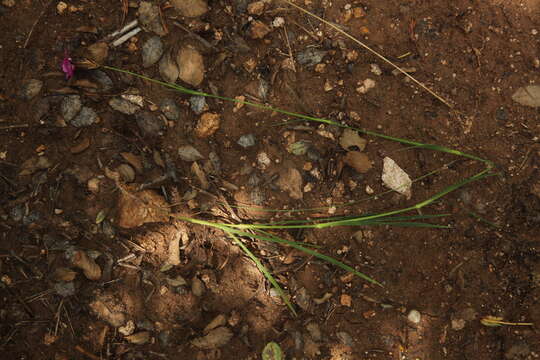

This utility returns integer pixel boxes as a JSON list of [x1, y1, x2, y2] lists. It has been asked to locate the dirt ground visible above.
[[1, 0, 540, 359]]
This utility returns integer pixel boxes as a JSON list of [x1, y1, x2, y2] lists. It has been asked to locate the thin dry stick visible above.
[[281, 0, 453, 108], [283, 25, 297, 72]]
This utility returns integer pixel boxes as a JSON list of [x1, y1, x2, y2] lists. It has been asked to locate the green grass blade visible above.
[[102, 65, 492, 166], [227, 232, 297, 316], [354, 221, 450, 228], [230, 228, 382, 286]]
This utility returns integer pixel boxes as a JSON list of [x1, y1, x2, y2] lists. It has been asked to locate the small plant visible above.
[[95, 0, 497, 315]]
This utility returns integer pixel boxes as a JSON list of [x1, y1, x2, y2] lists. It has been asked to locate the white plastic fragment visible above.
[[381, 157, 412, 199]]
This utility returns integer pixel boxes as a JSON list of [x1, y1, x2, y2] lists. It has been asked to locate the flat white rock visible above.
[[382, 157, 412, 199]]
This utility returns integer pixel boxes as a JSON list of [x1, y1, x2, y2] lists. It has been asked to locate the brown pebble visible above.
[[195, 112, 220, 138]]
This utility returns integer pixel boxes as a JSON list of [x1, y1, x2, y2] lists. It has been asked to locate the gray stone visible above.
[[20, 79, 43, 100], [135, 111, 162, 136], [90, 70, 113, 92], [160, 98, 180, 120], [142, 36, 164, 68], [71, 107, 98, 127], [61, 95, 82, 121], [109, 97, 141, 115], [237, 134, 256, 148], [189, 95, 207, 114], [297, 48, 327, 66]]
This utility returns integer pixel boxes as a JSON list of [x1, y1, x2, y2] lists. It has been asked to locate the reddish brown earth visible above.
[[1, 0, 539, 359]]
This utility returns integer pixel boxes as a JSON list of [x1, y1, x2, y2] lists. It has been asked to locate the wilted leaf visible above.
[[511, 85, 540, 107], [262, 342, 283, 360]]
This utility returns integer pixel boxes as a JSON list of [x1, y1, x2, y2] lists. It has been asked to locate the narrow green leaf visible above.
[[227, 233, 297, 316]]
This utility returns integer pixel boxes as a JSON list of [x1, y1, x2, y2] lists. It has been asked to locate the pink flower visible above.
[[61, 51, 75, 80]]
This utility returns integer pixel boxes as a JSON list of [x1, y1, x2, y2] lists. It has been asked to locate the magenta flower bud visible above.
[[61, 51, 75, 80]]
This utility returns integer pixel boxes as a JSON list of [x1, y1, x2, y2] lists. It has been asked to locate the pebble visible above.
[[370, 63, 382, 76], [257, 152, 271, 169], [237, 134, 256, 148], [297, 48, 327, 66], [356, 78, 376, 94], [142, 36, 164, 68], [90, 70, 113, 92], [135, 111, 162, 136], [160, 98, 180, 120], [159, 52, 179, 83], [344, 151, 372, 173], [195, 112, 220, 138], [138, 1, 166, 36], [189, 95, 207, 114], [70, 107, 98, 127], [20, 79, 43, 100], [171, 0, 208, 17], [249, 20, 271, 39], [109, 97, 141, 115], [178, 145, 204, 162], [177, 46, 205, 86], [61, 95, 82, 121], [272, 17, 285, 28], [407, 309, 421, 324]]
